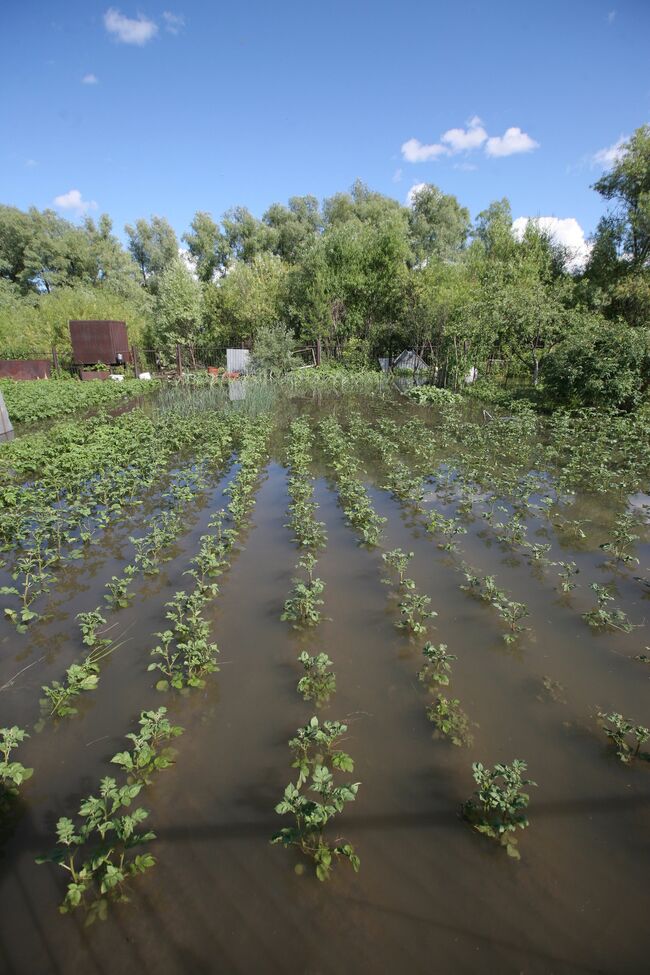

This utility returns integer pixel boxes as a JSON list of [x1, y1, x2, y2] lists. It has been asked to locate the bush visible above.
[[250, 325, 300, 378], [542, 319, 650, 410], [406, 385, 461, 406]]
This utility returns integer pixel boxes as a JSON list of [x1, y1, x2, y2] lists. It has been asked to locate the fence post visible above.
[[51, 346, 59, 373], [131, 344, 139, 377], [176, 343, 183, 379], [315, 338, 322, 367]]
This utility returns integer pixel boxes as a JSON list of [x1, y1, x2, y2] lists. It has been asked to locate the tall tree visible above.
[[592, 124, 650, 270], [125, 216, 178, 289], [182, 211, 230, 283], [408, 184, 470, 264]]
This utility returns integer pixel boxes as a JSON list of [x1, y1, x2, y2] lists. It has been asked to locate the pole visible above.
[[52, 345, 59, 373], [176, 343, 183, 379], [131, 344, 139, 378], [315, 338, 321, 367]]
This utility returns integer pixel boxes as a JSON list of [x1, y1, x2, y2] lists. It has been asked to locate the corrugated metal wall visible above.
[[69, 321, 130, 365], [226, 348, 251, 373]]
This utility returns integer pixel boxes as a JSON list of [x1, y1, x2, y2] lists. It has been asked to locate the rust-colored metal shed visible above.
[[0, 359, 51, 380], [69, 320, 131, 366]]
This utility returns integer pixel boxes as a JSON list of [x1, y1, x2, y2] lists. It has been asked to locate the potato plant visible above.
[[319, 417, 385, 546], [36, 777, 155, 922], [597, 712, 649, 763], [462, 760, 536, 859], [111, 708, 183, 785], [427, 696, 474, 747], [272, 717, 360, 881], [418, 643, 456, 689], [0, 726, 33, 801], [297, 651, 336, 706]]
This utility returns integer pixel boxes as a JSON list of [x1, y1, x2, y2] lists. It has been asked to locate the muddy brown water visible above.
[[0, 394, 649, 975]]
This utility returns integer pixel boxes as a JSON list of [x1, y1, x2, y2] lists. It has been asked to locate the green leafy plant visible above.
[[282, 554, 325, 628], [418, 643, 456, 689], [36, 777, 155, 922], [382, 548, 415, 588], [297, 651, 336, 706], [0, 726, 33, 799], [271, 717, 360, 881], [396, 590, 436, 635], [599, 512, 640, 566], [583, 584, 634, 632], [427, 696, 474, 747], [76, 609, 110, 648], [111, 708, 183, 784], [597, 711, 649, 763], [556, 561, 579, 593], [462, 760, 536, 859]]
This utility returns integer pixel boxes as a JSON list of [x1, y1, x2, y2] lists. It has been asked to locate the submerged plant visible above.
[[583, 584, 634, 632], [76, 610, 110, 648], [418, 643, 456, 689], [427, 695, 474, 747], [382, 548, 415, 588], [36, 777, 155, 922], [297, 651, 336, 706], [462, 760, 536, 859], [556, 561, 579, 593], [0, 726, 33, 799], [597, 712, 649, 763], [495, 600, 530, 644], [599, 512, 640, 567], [111, 708, 183, 785], [272, 717, 360, 881], [105, 576, 134, 610], [282, 554, 325, 628], [396, 590, 436, 635]]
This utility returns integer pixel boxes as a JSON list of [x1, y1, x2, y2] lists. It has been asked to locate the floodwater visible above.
[[1, 393, 649, 975]]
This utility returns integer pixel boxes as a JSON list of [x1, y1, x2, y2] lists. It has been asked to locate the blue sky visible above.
[[1, 0, 649, 255]]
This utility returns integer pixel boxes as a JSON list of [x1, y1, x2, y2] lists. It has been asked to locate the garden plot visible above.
[[0, 385, 649, 975]]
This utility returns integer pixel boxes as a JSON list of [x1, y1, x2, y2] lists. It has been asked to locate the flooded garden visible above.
[[1, 373, 649, 974]]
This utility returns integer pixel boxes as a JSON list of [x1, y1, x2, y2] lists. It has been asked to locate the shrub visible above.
[[542, 318, 650, 409]]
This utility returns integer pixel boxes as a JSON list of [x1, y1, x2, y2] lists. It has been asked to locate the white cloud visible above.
[[593, 136, 627, 168], [401, 138, 448, 163], [162, 11, 185, 33], [486, 127, 539, 157], [53, 189, 98, 214], [512, 216, 591, 271], [406, 183, 428, 206], [103, 8, 158, 45], [441, 115, 487, 153], [82, 73, 99, 84], [608, 9, 616, 23], [392, 168, 403, 183], [454, 162, 478, 172], [25, 159, 37, 168]]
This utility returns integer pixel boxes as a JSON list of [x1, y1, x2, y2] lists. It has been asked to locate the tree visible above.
[[263, 196, 321, 263], [125, 216, 178, 289], [408, 184, 470, 263], [221, 206, 275, 264], [182, 211, 230, 283], [150, 260, 203, 358], [592, 125, 650, 271], [211, 252, 288, 344]]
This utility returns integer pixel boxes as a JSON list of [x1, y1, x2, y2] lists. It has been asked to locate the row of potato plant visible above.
[[0, 409, 239, 632], [36, 414, 272, 920], [275, 417, 359, 880], [36, 415, 239, 722], [319, 421, 537, 861]]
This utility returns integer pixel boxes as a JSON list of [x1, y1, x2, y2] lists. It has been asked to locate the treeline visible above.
[[1, 125, 649, 407]]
